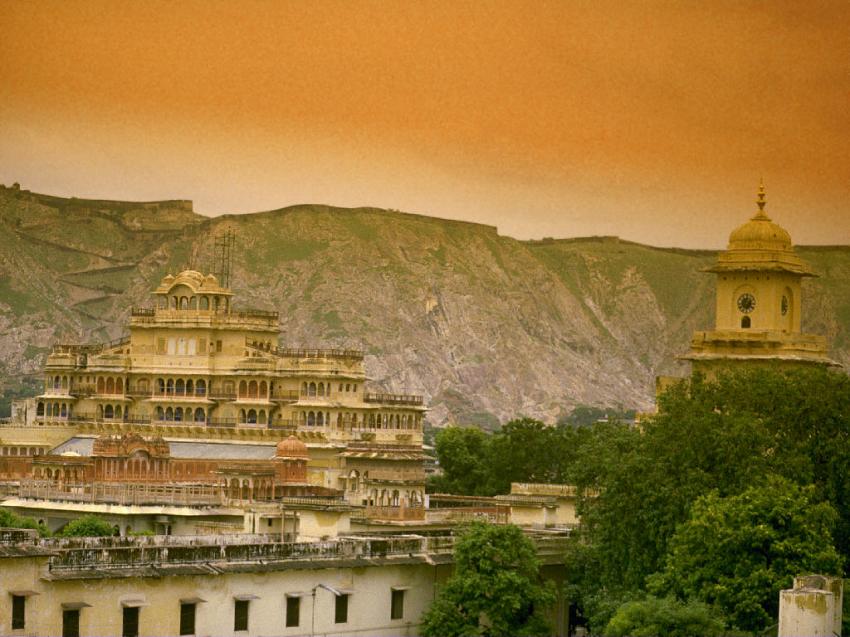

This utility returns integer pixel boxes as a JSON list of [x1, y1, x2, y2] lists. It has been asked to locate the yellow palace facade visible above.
[[24, 269, 427, 508]]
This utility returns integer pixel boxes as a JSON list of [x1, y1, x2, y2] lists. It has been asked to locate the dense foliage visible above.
[[648, 477, 842, 632], [421, 522, 554, 637], [0, 509, 50, 536], [428, 412, 630, 496], [59, 515, 115, 537], [432, 367, 850, 635], [604, 596, 725, 637]]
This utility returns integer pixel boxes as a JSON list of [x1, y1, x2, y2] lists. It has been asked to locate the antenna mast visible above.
[[213, 229, 235, 288]]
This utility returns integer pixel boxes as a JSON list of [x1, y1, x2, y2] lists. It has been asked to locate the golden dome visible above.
[[705, 181, 814, 277], [727, 182, 792, 252], [275, 435, 308, 459]]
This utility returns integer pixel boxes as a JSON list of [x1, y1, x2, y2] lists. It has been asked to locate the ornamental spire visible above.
[[754, 178, 769, 219]]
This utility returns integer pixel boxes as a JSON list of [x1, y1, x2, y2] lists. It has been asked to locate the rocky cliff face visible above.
[[1, 187, 848, 425]]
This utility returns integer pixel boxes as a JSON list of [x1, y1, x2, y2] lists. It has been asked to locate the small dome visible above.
[[276, 435, 308, 459], [728, 211, 792, 252]]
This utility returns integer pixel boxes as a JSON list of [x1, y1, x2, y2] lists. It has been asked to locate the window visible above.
[[390, 589, 405, 620], [234, 600, 249, 632], [285, 596, 300, 628], [335, 594, 349, 624], [11, 595, 25, 630], [179, 603, 196, 636], [216, 340, 223, 353], [122, 606, 139, 637], [62, 609, 80, 637]]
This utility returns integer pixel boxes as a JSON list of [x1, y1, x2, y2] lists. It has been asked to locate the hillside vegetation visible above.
[[1, 186, 848, 424]]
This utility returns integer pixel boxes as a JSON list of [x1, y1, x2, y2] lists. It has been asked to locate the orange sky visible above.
[[1, 0, 848, 248]]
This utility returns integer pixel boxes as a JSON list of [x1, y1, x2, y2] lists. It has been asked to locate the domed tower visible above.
[[684, 182, 838, 372]]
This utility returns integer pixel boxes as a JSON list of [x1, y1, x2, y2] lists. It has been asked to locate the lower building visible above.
[[0, 528, 571, 637]]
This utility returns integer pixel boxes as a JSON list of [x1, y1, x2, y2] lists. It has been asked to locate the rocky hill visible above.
[[1, 185, 848, 425]]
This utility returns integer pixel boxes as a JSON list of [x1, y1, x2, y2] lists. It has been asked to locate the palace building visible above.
[[682, 182, 839, 373], [0, 269, 428, 528]]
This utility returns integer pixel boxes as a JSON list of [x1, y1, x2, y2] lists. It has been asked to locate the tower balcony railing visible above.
[[270, 389, 300, 402], [363, 393, 424, 406], [245, 338, 364, 361]]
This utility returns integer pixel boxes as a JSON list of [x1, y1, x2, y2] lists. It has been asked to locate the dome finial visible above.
[[754, 178, 769, 219]]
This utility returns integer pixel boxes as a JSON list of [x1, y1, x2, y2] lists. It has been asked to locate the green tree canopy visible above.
[[421, 522, 555, 637], [428, 426, 492, 495], [0, 509, 50, 537], [59, 515, 115, 537], [604, 596, 725, 637], [648, 476, 842, 633]]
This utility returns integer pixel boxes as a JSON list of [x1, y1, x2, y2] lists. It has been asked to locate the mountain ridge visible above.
[[1, 185, 847, 425]]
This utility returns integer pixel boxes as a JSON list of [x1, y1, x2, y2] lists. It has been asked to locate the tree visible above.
[[486, 418, 567, 493], [421, 522, 555, 637], [59, 515, 115, 537], [649, 476, 842, 633], [604, 596, 725, 637], [572, 368, 850, 593], [429, 426, 493, 495], [0, 509, 50, 537]]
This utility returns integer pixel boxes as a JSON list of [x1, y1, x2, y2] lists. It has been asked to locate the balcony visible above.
[[363, 393, 424, 406], [270, 389, 299, 402], [208, 391, 237, 401]]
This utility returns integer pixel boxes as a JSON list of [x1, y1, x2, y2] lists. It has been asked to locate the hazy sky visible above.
[[1, 1, 848, 248]]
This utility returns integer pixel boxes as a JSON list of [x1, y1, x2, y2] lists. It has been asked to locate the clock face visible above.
[[781, 295, 788, 316], [737, 293, 756, 314]]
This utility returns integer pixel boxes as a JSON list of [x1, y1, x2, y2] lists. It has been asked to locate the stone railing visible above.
[[363, 393, 424, 406], [45, 534, 439, 572], [18, 481, 224, 507]]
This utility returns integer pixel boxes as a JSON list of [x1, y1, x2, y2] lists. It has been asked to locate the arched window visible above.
[[259, 381, 267, 397], [166, 407, 174, 421], [246, 409, 257, 424], [97, 377, 105, 393], [309, 382, 317, 397], [317, 411, 324, 426], [248, 380, 258, 398], [301, 382, 308, 395], [176, 378, 185, 394], [186, 379, 194, 394], [166, 379, 175, 394], [258, 410, 267, 425], [54, 375, 61, 389], [189, 296, 198, 310], [157, 378, 165, 394], [156, 407, 165, 421], [60, 403, 67, 417], [318, 383, 325, 396], [194, 407, 205, 422], [180, 297, 189, 310], [175, 407, 183, 422], [106, 377, 115, 394], [239, 381, 247, 398], [104, 404, 114, 419], [307, 411, 316, 427], [115, 405, 122, 418], [116, 378, 123, 393], [741, 316, 751, 329], [62, 376, 68, 389], [196, 379, 206, 395], [37, 402, 44, 417], [200, 296, 210, 310]]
